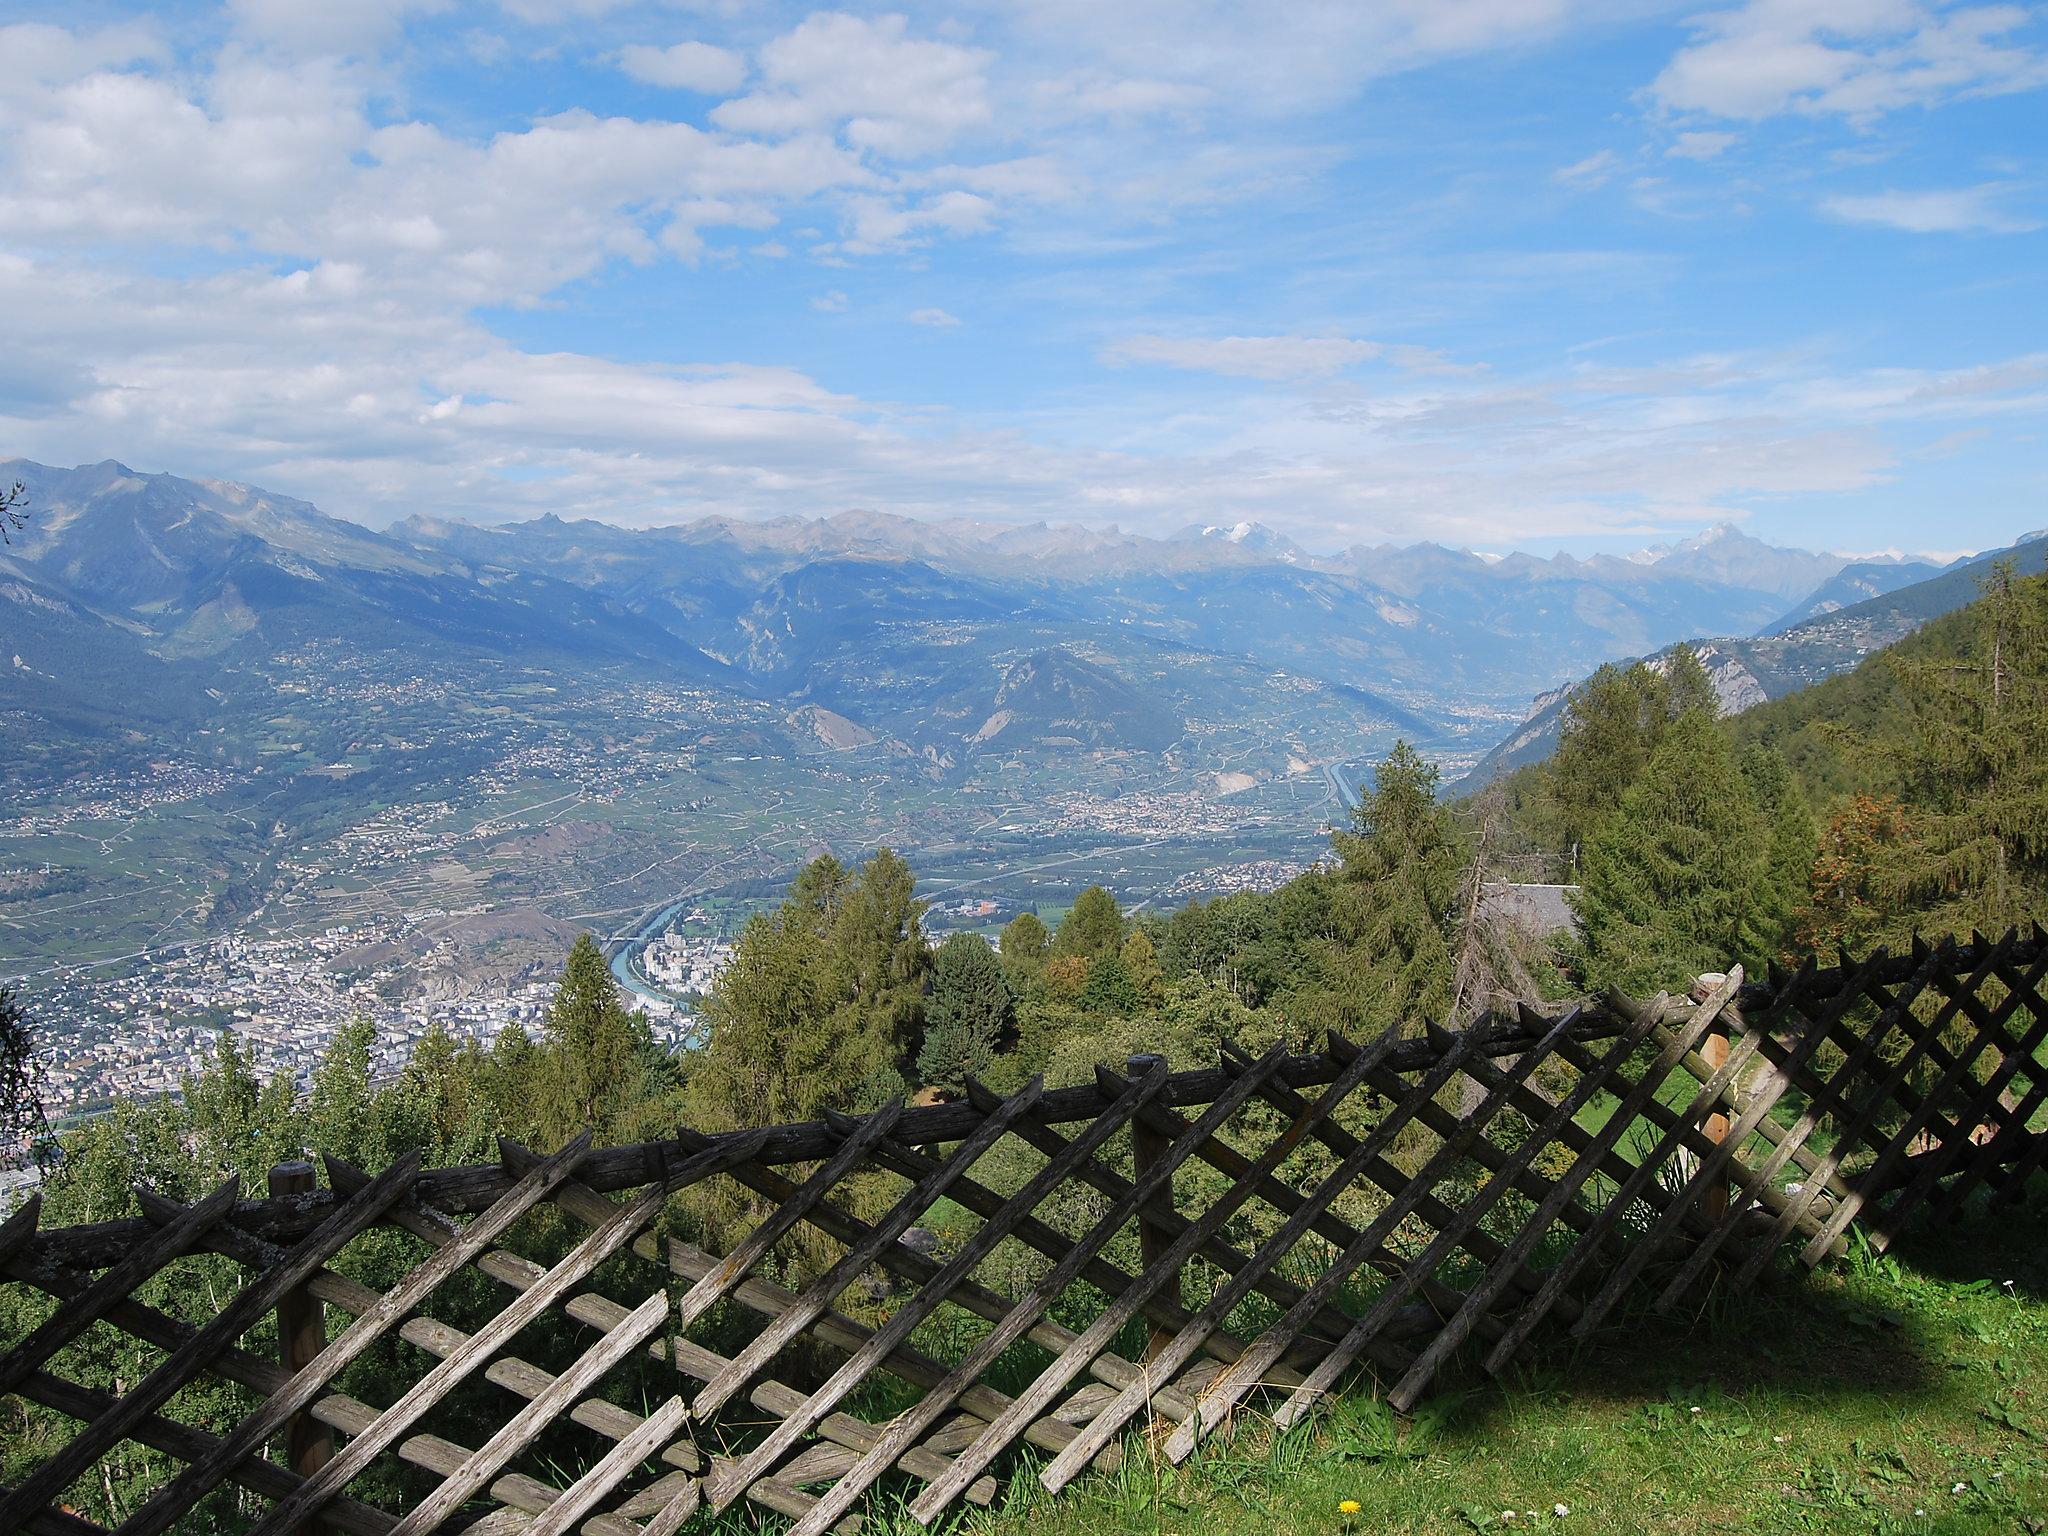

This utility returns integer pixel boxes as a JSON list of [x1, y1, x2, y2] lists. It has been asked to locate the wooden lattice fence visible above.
[[2, 929, 2045, 1535]]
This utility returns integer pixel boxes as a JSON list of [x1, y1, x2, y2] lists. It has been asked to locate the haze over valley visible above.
[[2, 455, 2025, 1115]]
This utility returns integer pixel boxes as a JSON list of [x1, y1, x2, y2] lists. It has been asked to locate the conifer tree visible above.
[[1079, 953, 1142, 1017], [917, 933, 1013, 1092], [1333, 740, 1468, 1032], [688, 849, 929, 1131], [1120, 927, 1164, 1003], [1572, 710, 1769, 992], [1054, 886, 1124, 961], [1739, 743, 1817, 960], [1888, 564, 2048, 931], [308, 1017, 376, 1166], [1802, 794, 1917, 953], [999, 910, 1050, 973], [533, 933, 646, 1147]]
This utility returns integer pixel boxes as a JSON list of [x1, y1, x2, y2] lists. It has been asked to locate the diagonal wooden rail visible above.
[[1, 929, 2041, 1536]]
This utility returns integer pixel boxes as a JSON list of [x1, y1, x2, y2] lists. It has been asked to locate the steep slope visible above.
[[1458, 532, 2048, 788], [1766, 559, 1940, 632]]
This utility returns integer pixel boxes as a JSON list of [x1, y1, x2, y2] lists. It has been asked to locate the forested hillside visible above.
[[1485, 564, 2048, 960]]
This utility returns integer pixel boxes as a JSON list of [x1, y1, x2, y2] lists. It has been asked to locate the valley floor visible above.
[[933, 1190, 2048, 1536]]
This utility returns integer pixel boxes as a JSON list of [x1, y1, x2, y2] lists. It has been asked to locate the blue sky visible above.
[[0, 1, 2043, 557]]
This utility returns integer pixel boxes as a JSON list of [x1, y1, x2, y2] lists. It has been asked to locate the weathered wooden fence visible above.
[[2, 930, 2044, 1535]]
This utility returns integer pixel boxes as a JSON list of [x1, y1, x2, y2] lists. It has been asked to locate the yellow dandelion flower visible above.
[[1339, 1500, 1362, 1515]]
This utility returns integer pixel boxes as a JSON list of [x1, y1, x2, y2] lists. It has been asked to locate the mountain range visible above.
[[0, 456, 2007, 795], [1457, 530, 2048, 787]]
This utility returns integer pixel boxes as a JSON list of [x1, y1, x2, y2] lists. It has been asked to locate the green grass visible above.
[[911, 1192, 2048, 1536]]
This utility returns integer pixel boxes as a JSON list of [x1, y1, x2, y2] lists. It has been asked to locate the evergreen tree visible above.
[[999, 910, 1051, 973], [535, 933, 647, 1148], [308, 1017, 376, 1166], [1545, 646, 1717, 871], [1120, 927, 1165, 1003], [1078, 953, 1142, 1017], [1572, 710, 1769, 992], [688, 849, 928, 1131], [1333, 741, 1468, 1032], [1739, 743, 1817, 960], [917, 933, 1013, 1093], [181, 1031, 262, 1180], [1053, 886, 1124, 962], [1888, 563, 2048, 931], [1802, 794, 1918, 953]]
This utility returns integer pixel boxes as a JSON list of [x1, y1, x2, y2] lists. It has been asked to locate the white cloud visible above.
[[711, 13, 993, 156], [1554, 149, 1621, 188], [616, 41, 748, 94], [908, 306, 960, 326], [1667, 130, 1737, 159], [1651, 0, 2048, 123], [1822, 183, 2041, 232], [812, 289, 849, 311], [1102, 334, 1470, 380], [0, 21, 163, 82]]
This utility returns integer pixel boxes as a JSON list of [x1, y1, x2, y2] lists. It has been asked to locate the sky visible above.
[[0, 1, 2043, 558]]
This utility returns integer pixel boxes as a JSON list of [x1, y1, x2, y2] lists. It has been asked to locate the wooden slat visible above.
[[118, 1135, 593, 1536], [474, 1153, 1006, 1507], [704, 1057, 1173, 1520], [664, 1098, 905, 1348], [1788, 942, 2042, 1267], [694, 1083, 1038, 1416], [0, 1152, 419, 1536], [1397, 972, 1742, 1406], [1158, 1013, 1542, 1465], [16, 1371, 396, 1536], [783, 1048, 1300, 1536], [1479, 988, 1797, 1375], [1879, 951, 2048, 1232], [0, 1177, 239, 1399], [245, 1133, 762, 1536], [384, 1289, 671, 1536], [984, 1067, 1413, 1381], [1572, 950, 1889, 1337], [0, 1195, 41, 1266], [1033, 1024, 1417, 1495], [1287, 1003, 1659, 1421], [913, 1045, 1309, 1516], [1652, 942, 1955, 1309], [520, 1394, 688, 1536], [672, 1105, 1207, 1429], [1, 1237, 626, 1536]]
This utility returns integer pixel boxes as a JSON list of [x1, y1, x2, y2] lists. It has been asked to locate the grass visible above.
[[907, 1190, 2048, 1536]]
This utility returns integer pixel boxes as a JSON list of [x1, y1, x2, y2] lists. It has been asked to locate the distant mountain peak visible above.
[[1186, 520, 1306, 563]]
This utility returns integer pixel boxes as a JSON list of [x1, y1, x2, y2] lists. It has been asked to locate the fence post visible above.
[[1693, 977, 1732, 1222], [269, 1160, 332, 1530], [1126, 1053, 1180, 1360]]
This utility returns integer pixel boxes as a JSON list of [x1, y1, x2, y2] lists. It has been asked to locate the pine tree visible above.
[[1888, 563, 2048, 932], [308, 1017, 377, 1166], [688, 849, 929, 1131], [999, 910, 1050, 973], [1120, 928, 1164, 1003], [1572, 710, 1769, 993], [1739, 743, 1817, 960], [917, 933, 1013, 1093], [1545, 646, 1717, 871], [1332, 741, 1468, 1032], [1053, 886, 1124, 962], [1079, 953, 1142, 1017], [1802, 793, 1918, 953], [536, 933, 650, 1148]]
